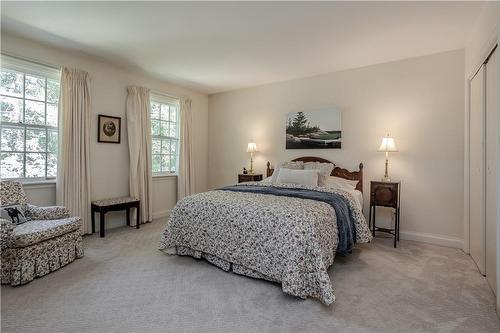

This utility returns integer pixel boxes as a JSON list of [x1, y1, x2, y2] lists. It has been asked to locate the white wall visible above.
[[209, 50, 465, 248], [465, 2, 500, 78], [1, 33, 209, 230]]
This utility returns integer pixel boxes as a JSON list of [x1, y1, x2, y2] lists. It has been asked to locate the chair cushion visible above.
[[12, 217, 81, 248]]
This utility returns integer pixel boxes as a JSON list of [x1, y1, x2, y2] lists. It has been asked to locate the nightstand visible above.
[[369, 180, 401, 248], [238, 173, 263, 183]]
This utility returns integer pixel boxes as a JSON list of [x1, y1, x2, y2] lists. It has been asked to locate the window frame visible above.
[[0, 55, 61, 182], [150, 94, 180, 177]]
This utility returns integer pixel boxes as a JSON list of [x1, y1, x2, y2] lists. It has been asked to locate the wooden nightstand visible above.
[[369, 180, 401, 248], [238, 173, 263, 183]]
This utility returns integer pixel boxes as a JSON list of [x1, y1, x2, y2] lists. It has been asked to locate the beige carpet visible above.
[[1, 219, 499, 333]]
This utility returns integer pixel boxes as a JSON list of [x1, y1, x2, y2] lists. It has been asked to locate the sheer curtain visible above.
[[177, 98, 194, 200], [57, 68, 92, 234], [126, 86, 153, 224]]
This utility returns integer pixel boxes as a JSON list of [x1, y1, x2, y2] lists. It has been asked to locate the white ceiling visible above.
[[1, 1, 485, 94]]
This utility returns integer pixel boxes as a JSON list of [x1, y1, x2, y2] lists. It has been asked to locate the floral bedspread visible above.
[[159, 182, 372, 305]]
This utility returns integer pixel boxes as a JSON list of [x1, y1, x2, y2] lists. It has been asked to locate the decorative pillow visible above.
[[260, 176, 273, 183], [0, 205, 28, 225], [304, 162, 334, 187], [275, 169, 319, 187], [271, 161, 304, 183], [325, 176, 359, 191]]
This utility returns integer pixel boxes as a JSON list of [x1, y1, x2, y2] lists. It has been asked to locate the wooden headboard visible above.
[[266, 157, 364, 193]]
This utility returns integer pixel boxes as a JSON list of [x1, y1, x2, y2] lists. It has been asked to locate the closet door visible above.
[[486, 49, 497, 294], [470, 66, 486, 275]]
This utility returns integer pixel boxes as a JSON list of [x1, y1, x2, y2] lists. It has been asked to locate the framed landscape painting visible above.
[[286, 110, 342, 149], [98, 114, 121, 144]]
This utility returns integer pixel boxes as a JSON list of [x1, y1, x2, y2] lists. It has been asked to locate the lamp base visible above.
[[382, 157, 391, 182], [249, 155, 254, 174]]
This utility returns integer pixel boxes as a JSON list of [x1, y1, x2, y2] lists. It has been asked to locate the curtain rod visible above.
[[1, 51, 60, 70], [150, 89, 188, 101], [1, 52, 191, 101]]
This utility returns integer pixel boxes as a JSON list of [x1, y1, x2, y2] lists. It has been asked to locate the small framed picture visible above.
[[98, 115, 121, 144]]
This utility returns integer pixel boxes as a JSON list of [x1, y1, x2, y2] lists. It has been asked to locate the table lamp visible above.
[[378, 134, 398, 181], [246, 142, 258, 174]]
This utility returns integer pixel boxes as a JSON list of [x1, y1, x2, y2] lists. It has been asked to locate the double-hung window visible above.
[[150, 95, 180, 176], [0, 56, 61, 180]]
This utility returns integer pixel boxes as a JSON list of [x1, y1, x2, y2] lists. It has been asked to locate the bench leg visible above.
[[136, 204, 140, 229], [126, 207, 130, 226], [91, 209, 95, 234], [100, 211, 105, 238]]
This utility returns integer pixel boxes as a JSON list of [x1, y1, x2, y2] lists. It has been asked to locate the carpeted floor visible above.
[[1, 219, 499, 333]]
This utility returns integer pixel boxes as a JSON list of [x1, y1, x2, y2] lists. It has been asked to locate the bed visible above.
[[159, 157, 372, 305]]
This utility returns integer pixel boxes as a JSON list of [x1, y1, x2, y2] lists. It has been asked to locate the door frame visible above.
[[465, 40, 498, 255]]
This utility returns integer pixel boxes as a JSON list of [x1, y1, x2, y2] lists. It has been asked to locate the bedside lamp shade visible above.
[[378, 134, 398, 181], [246, 142, 258, 153], [378, 136, 398, 152]]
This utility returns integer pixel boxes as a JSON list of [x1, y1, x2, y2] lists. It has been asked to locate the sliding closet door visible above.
[[485, 49, 497, 294], [470, 66, 486, 275]]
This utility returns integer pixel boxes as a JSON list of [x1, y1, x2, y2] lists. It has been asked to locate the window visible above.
[[150, 95, 180, 175], [0, 56, 61, 180]]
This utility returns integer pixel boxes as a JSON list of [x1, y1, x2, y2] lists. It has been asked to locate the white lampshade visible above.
[[246, 142, 258, 153], [378, 136, 398, 152]]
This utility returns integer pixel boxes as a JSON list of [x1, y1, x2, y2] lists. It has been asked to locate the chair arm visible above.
[[25, 204, 71, 220], [0, 218, 15, 250]]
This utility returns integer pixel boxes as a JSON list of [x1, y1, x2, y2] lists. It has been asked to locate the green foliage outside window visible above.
[[151, 100, 179, 175], [0, 68, 60, 179]]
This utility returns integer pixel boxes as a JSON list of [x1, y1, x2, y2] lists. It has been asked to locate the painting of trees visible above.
[[285, 110, 342, 149], [286, 112, 320, 136]]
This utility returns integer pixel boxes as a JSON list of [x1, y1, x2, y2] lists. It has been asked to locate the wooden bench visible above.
[[91, 197, 140, 237]]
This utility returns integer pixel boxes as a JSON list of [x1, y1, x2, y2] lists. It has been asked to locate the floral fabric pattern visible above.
[[24, 204, 71, 221], [160, 182, 372, 305], [1, 180, 84, 286], [12, 217, 81, 247], [0, 181, 28, 207], [1, 229, 83, 286], [92, 197, 139, 207], [1, 218, 15, 251]]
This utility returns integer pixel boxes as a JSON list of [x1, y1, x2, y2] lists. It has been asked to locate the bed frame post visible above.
[[358, 163, 364, 193], [266, 161, 273, 178]]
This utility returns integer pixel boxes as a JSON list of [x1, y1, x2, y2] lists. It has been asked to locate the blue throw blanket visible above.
[[219, 185, 357, 254]]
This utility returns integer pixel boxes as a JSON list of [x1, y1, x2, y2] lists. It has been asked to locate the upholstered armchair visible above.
[[0, 181, 84, 286]]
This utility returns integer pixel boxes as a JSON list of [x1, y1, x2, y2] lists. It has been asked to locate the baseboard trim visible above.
[[153, 210, 171, 220], [497, 298, 500, 319], [399, 230, 464, 249]]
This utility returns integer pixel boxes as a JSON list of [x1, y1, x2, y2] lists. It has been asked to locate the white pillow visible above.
[[303, 162, 334, 187], [271, 161, 304, 183], [275, 169, 319, 186], [260, 176, 273, 183], [325, 176, 358, 191]]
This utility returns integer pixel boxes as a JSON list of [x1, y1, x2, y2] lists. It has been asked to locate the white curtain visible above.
[[57, 68, 92, 234], [126, 86, 153, 224], [178, 98, 194, 200]]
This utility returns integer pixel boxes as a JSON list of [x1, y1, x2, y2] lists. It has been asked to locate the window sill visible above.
[[21, 180, 56, 189], [153, 174, 178, 180]]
